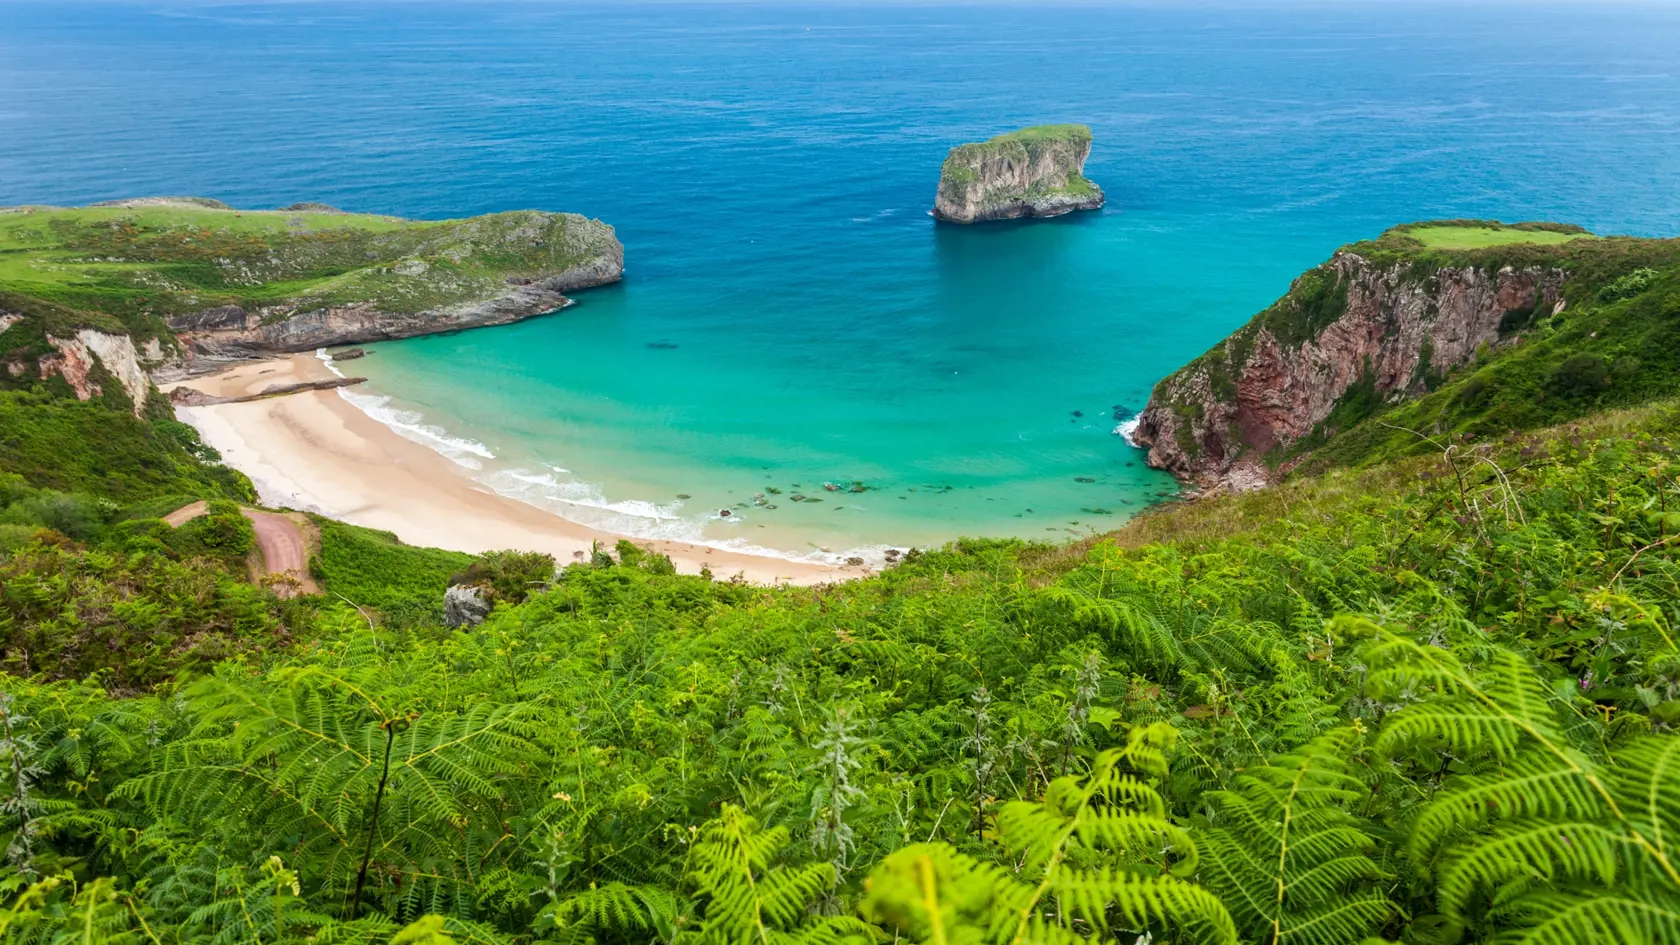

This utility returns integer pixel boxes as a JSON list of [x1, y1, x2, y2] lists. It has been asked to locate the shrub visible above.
[[1551, 353, 1612, 396], [448, 549, 556, 605], [0, 492, 111, 541], [167, 499, 255, 567], [1599, 266, 1659, 301]]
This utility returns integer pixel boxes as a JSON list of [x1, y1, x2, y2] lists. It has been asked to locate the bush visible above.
[[167, 499, 255, 567], [0, 536, 287, 688], [1599, 266, 1659, 301], [0, 492, 112, 541], [1551, 353, 1612, 397], [448, 549, 556, 605], [0, 523, 40, 554]]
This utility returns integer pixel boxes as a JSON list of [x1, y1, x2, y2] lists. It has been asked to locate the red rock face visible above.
[[31, 331, 152, 416], [1134, 252, 1566, 491], [38, 335, 101, 401]]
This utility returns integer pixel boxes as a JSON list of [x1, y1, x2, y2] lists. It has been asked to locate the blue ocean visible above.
[[5, 1, 1679, 560]]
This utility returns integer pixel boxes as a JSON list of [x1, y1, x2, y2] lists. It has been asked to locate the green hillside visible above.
[[1307, 224, 1680, 472], [0, 199, 619, 351], [4, 219, 1680, 943]]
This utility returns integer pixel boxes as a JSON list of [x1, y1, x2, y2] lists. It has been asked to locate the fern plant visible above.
[[1196, 726, 1399, 944], [112, 664, 545, 920], [861, 723, 1237, 945], [0, 874, 151, 945], [679, 804, 870, 945], [1353, 616, 1680, 943]]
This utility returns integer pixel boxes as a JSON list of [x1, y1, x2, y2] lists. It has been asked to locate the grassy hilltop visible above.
[[0, 198, 621, 355], [4, 218, 1680, 943]]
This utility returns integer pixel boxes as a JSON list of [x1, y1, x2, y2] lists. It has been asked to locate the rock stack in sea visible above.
[[932, 124, 1105, 224]]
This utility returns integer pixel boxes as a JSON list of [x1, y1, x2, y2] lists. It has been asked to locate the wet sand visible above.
[[161, 356, 867, 586]]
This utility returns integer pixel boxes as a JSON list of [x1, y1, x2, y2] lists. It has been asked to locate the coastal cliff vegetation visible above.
[[933, 124, 1105, 224], [1135, 220, 1680, 490], [0, 198, 624, 366], [5, 219, 1680, 944]]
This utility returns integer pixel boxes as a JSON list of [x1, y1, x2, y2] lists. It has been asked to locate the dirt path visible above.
[[163, 500, 208, 526], [166, 502, 318, 595]]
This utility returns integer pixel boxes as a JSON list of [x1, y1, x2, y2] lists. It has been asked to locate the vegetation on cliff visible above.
[[0, 200, 623, 358], [1140, 219, 1680, 483], [933, 124, 1104, 223], [7, 214, 1680, 942]]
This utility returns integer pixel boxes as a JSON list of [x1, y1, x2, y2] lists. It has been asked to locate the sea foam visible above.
[[317, 349, 892, 567], [317, 348, 496, 468], [1115, 416, 1142, 447]]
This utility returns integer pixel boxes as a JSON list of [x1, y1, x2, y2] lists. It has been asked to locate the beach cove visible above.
[[163, 356, 868, 585]]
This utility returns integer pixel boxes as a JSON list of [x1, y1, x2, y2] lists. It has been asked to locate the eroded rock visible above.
[[1133, 250, 1567, 491], [444, 585, 491, 628], [933, 125, 1105, 224]]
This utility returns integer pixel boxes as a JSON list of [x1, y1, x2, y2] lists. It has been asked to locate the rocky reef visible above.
[[1133, 225, 1583, 492], [932, 125, 1105, 224]]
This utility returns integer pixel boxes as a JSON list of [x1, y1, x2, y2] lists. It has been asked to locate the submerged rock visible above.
[[932, 125, 1105, 224]]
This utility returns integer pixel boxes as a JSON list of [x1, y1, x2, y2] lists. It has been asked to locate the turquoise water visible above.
[[6, 3, 1680, 560]]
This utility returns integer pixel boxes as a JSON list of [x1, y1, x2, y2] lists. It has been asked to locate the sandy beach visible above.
[[161, 355, 867, 586]]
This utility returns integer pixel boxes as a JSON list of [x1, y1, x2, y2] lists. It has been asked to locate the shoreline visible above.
[[160, 355, 871, 586]]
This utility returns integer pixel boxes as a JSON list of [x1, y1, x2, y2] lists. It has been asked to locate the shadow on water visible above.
[[928, 209, 1108, 339]]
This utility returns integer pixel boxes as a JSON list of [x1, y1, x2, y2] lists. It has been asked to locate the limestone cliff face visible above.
[[1133, 251, 1567, 491], [933, 125, 1105, 224], [26, 329, 151, 417], [165, 215, 623, 367]]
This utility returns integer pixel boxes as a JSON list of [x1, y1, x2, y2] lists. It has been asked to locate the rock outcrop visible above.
[[933, 125, 1105, 224], [1133, 250, 1567, 491], [166, 213, 623, 365], [444, 585, 491, 628], [32, 330, 152, 416], [167, 375, 368, 406]]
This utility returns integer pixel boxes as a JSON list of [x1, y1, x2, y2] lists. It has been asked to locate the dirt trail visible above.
[[166, 502, 318, 595], [163, 501, 208, 526]]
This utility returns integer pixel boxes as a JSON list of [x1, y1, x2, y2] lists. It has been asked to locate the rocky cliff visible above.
[[932, 125, 1104, 224], [0, 200, 624, 375], [1, 293, 158, 416], [162, 212, 622, 367], [1133, 228, 1579, 491]]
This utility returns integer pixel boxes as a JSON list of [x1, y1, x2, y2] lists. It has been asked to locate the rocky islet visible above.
[[932, 124, 1105, 224]]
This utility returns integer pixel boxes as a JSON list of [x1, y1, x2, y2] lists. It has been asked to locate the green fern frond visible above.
[[547, 881, 675, 937], [1197, 727, 1397, 944], [683, 805, 851, 945], [1434, 819, 1628, 918], [1487, 888, 1680, 945]]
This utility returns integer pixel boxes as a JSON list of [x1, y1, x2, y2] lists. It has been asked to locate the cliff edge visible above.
[[0, 199, 624, 375], [1130, 221, 1641, 492], [932, 125, 1104, 224]]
